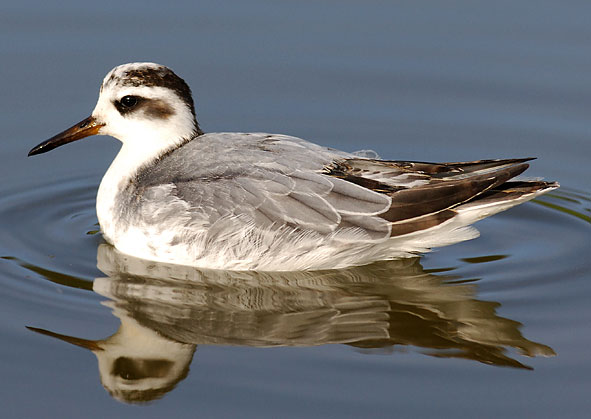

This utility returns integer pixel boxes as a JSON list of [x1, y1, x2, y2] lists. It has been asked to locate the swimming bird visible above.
[[28, 62, 558, 271]]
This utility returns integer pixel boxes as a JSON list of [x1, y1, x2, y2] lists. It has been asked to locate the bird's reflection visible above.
[[29, 244, 554, 404]]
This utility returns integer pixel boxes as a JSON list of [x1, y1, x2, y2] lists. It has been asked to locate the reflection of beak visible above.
[[26, 326, 103, 351], [28, 116, 104, 156]]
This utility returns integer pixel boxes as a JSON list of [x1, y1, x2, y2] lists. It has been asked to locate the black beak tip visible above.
[[28, 144, 45, 157], [28, 138, 58, 157]]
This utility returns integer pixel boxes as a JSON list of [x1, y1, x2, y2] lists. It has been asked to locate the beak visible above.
[[28, 115, 105, 156], [26, 326, 103, 351]]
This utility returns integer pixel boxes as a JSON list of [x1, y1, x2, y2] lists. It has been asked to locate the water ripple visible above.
[[0, 175, 102, 308]]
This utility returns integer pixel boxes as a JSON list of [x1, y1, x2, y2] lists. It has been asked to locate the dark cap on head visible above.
[[103, 63, 196, 117]]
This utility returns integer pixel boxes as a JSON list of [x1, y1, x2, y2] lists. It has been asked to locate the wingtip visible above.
[[546, 181, 560, 189]]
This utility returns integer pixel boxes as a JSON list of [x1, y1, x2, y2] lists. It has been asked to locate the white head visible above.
[[29, 62, 202, 157]]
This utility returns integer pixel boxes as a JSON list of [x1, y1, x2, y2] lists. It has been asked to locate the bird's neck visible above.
[[96, 132, 195, 239]]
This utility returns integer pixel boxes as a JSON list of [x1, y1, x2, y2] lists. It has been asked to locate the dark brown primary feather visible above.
[[463, 180, 559, 206], [326, 158, 552, 238], [398, 158, 534, 176], [380, 163, 529, 222], [388, 210, 457, 237]]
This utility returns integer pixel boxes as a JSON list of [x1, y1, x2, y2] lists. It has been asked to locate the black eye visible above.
[[120, 95, 139, 108]]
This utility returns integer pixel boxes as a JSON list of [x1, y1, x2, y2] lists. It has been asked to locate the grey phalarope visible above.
[[29, 62, 558, 271]]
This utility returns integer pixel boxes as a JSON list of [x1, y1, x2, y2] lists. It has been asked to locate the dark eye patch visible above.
[[114, 97, 174, 119], [142, 99, 174, 119]]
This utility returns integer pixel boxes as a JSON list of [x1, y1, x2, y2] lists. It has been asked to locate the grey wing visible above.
[[135, 133, 394, 241], [171, 165, 393, 240]]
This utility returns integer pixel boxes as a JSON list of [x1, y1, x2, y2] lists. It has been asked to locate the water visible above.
[[1, 1, 590, 417]]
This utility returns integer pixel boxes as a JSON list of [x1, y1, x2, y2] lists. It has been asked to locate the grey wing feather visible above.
[[136, 133, 393, 240], [171, 167, 391, 237]]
